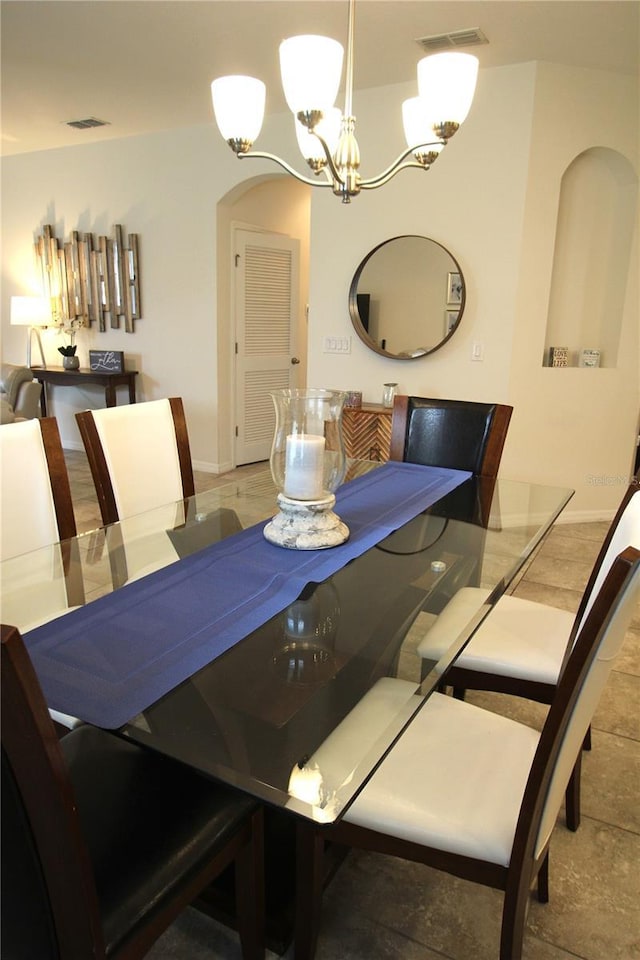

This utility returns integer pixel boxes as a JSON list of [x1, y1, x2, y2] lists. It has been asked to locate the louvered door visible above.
[[234, 230, 300, 464]]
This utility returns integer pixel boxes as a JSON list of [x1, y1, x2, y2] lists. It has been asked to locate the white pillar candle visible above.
[[284, 433, 325, 500]]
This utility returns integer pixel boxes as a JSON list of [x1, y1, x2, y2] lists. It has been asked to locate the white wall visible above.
[[2, 125, 236, 468], [307, 62, 638, 519], [2, 61, 637, 517], [505, 63, 639, 515], [307, 63, 536, 407]]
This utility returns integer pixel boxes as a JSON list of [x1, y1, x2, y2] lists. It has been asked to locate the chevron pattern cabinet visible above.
[[342, 404, 392, 462]]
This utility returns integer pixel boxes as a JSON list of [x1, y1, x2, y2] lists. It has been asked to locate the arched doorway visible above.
[[216, 175, 311, 471]]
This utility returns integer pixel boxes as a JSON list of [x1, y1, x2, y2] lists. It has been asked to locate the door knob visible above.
[[291, 357, 300, 365]]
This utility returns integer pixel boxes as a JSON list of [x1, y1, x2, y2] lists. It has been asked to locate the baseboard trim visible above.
[[63, 439, 85, 452], [554, 507, 615, 524], [192, 458, 232, 475], [64, 441, 231, 477]]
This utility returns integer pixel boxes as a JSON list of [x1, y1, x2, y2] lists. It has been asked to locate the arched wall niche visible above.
[[545, 146, 637, 368]]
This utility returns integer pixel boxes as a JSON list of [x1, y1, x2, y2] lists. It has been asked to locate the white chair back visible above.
[[574, 485, 640, 637], [0, 420, 59, 559], [90, 399, 184, 519], [535, 550, 640, 857]]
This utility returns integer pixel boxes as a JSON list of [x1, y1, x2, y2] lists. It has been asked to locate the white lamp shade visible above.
[[295, 107, 342, 161], [211, 75, 266, 143], [417, 52, 479, 125], [402, 98, 444, 155], [10, 296, 50, 327], [279, 35, 344, 115]]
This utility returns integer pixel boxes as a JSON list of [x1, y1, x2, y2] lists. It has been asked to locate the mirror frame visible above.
[[348, 235, 466, 360]]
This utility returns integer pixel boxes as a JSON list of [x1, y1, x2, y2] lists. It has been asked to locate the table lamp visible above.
[[10, 296, 49, 368]]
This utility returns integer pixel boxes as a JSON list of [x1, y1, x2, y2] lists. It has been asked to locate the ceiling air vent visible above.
[[416, 28, 488, 53], [63, 117, 111, 130]]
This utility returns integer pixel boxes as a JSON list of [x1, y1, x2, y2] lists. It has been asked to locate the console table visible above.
[[31, 367, 138, 417]]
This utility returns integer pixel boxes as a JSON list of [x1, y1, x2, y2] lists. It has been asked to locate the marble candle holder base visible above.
[[263, 493, 349, 550]]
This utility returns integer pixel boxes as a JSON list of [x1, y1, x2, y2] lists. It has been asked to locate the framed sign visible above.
[[579, 348, 601, 368], [446, 271, 463, 305], [89, 350, 124, 373], [444, 310, 458, 336]]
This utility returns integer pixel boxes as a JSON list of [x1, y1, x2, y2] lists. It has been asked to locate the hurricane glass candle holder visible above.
[[264, 388, 349, 549]]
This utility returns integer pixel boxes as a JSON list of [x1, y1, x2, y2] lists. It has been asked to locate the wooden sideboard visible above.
[[342, 403, 392, 462]]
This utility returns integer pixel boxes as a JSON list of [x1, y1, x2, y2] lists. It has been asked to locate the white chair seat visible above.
[[345, 691, 539, 866], [288, 677, 418, 818], [310, 677, 417, 790], [417, 588, 575, 683]]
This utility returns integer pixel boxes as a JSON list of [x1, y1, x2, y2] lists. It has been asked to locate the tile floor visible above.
[[65, 451, 640, 960]]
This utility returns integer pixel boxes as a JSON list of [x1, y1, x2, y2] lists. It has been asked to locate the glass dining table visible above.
[[1, 459, 572, 951]]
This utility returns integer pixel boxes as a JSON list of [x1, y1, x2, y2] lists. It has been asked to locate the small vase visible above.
[[382, 383, 397, 408], [62, 355, 80, 370]]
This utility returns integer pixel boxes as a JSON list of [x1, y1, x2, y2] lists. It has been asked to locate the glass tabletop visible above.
[[0, 463, 573, 823]]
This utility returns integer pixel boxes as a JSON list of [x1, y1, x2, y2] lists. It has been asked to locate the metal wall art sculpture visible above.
[[34, 224, 141, 333]]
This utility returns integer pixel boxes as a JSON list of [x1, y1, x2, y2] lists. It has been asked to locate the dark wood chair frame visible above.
[[1, 623, 265, 960], [38, 416, 78, 543], [389, 395, 513, 480], [293, 547, 640, 960], [76, 396, 196, 527], [441, 477, 640, 831]]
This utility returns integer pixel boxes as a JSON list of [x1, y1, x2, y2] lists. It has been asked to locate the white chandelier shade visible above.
[[417, 52, 479, 127], [210, 75, 266, 144], [279, 35, 344, 117], [401, 98, 445, 163], [210, 0, 479, 202]]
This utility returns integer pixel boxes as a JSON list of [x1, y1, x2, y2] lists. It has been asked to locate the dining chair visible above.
[[386, 396, 512, 618], [1, 622, 265, 960], [389, 395, 513, 480], [294, 546, 640, 960], [76, 397, 195, 526], [1, 419, 84, 734], [416, 476, 640, 830], [0, 416, 77, 557]]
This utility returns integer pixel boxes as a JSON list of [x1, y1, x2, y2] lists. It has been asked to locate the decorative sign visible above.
[[548, 346, 569, 367], [89, 350, 124, 373], [579, 348, 601, 368], [34, 224, 141, 334]]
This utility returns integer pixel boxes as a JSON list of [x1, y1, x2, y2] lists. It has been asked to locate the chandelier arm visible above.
[[360, 161, 433, 189], [310, 131, 345, 186], [359, 141, 445, 189], [237, 150, 334, 187]]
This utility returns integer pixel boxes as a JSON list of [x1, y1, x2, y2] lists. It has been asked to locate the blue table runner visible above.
[[26, 462, 470, 728]]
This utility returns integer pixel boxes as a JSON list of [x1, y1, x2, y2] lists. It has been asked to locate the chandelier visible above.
[[211, 0, 478, 204]]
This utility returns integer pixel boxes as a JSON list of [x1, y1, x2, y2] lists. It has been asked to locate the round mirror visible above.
[[348, 235, 465, 359]]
